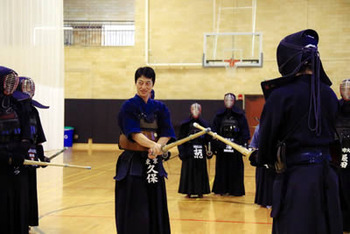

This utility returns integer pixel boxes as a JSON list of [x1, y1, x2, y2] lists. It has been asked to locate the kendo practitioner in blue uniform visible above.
[[0, 66, 32, 234], [13, 76, 50, 229], [249, 124, 275, 208], [336, 79, 350, 232], [211, 93, 250, 196], [116, 66, 176, 234], [178, 103, 212, 198], [257, 29, 342, 234]]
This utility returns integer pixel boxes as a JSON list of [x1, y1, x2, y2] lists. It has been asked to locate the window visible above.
[[102, 24, 135, 46], [64, 21, 134, 47]]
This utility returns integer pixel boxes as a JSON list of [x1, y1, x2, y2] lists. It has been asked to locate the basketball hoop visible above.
[[224, 58, 239, 76]]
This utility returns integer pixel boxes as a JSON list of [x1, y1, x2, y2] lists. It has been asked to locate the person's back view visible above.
[[258, 29, 342, 234]]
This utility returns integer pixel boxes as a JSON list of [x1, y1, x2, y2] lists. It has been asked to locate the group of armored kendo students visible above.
[[0, 66, 50, 234], [177, 94, 250, 199], [115, 29, 350, 234]]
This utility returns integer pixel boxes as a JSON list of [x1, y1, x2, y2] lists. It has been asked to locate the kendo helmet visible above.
[[0, 66, 19, 96], [340, 79, 350, 101], [13, 77, 35, 101], [277, 29, 332, 136], [190, 103, 202, 119], [224, 93, 236, 109], [276, 29, 331, 85], [12, 77, 49, 109]]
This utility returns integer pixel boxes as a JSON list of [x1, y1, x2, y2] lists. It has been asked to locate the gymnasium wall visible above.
[[64, 0, 350, 144], [65, 99, 243, 143]]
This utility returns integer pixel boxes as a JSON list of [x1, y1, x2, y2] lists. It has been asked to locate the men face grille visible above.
[[3, 72, 19, 96]]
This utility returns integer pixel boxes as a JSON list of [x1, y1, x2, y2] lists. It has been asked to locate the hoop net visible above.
[[224, 58, 239, 77]]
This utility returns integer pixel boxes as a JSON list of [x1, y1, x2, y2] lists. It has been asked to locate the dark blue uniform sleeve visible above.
[[258, 90, 285, 165], [211, 114, 226, 152], [156, 102, 176, 139], [177, 122, 191, 160], [250, 125, 260, 148], [238, 114, 251, 144], [33, 107, 46, 144], [118, 101, 141, 139], [211, 114, 220, 133]]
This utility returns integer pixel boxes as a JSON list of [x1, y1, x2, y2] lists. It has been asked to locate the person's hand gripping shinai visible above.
[[131, 132, 170, 159]]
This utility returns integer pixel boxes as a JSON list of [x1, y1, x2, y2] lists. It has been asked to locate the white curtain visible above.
[[0, 0, 64, 151]]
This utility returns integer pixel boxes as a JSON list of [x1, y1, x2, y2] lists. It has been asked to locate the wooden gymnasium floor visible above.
[[32, 147, 272, 234]]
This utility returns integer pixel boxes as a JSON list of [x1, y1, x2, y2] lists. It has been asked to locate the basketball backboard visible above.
[[203, 32, 263, 67]]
